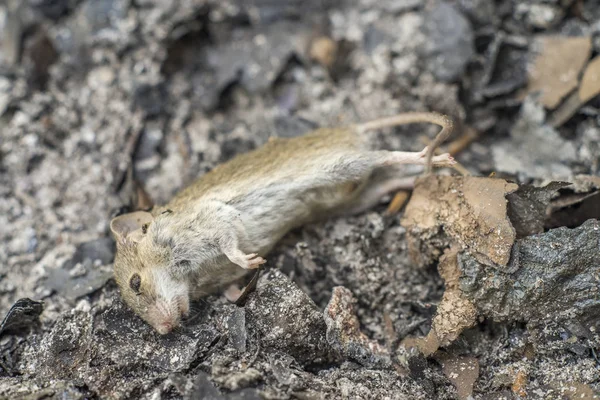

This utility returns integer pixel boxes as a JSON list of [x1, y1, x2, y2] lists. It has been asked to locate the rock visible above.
[[402, 176, 600, 351], [245, 270, 335, 365], [42, 238, 115, 301], [169, 20, 304, 112], [79, 0, 129, 34], [33, 300, 220, 398], [492, 97, 578, 180], [0, 298, 44, 336], [456, 0, 496, 26], [506, 181, 570, 238], [186, 372, 226, 400], [515, 3, 565, 30], [403, 248, 477, 356], [272, 115, 318, 138], [459, 219, 600, 330], [423, 2, 474, 82], [30, 0, 72, 21]]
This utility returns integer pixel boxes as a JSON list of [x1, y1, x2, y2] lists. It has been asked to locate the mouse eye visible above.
[[129, 273, 142, 294]]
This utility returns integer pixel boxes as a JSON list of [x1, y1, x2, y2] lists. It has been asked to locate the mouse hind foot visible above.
[[374, 148, 456, 168]]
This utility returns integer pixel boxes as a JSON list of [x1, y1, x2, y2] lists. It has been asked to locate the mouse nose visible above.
[[156, 321, 173, 335]]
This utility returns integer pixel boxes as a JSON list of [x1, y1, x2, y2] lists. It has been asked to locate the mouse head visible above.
[[110, 211, 189, 334]]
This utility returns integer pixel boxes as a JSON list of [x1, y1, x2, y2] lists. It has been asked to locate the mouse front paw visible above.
[[226, 250, 266, 270], [241, 253, 266, 269]]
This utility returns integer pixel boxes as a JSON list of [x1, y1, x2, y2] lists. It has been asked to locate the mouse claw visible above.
[[431, 153, 456, 167], [244, 253, 266, 269]]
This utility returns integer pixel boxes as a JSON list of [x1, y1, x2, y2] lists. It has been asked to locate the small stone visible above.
[[42, 238, 115, 301], [516, 3, 564, 30], [309, 36, 337, 69], [423, 2, 474, 82], [492, 97, 578, 180]]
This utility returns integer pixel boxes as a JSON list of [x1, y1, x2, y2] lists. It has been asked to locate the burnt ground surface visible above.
[[0, 0, 599, 399]]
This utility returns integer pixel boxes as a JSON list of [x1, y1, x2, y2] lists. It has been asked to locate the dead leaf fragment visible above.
[[571, 175, 600, 192], [550, 56, 600, 126], [309, 36, 337, 69], [402, 176, 518, 267], [512, 370, 528, 398], [546, 190, 600, 229], [431, 248, 477, 348], [554, 382, 600, 400], [438, 354, 480, 400], [403, 248, 477, 355], [506, 181, 569, 238], [579, 55, 600, 103], [525, 36, 591, 108], [544, 175, 600, 229]]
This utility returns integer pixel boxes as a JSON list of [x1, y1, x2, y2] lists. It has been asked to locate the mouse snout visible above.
[[156, 321, 174, 335], [147, 270, 191, 334], [150, 298, 182, 335]]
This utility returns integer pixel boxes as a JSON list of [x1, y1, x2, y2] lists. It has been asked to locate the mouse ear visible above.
[[110, 211, 154, 242]]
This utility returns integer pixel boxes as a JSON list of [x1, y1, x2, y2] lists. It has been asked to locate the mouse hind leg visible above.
[[333, 148, 455, 216], [339, 175, 416, 215]]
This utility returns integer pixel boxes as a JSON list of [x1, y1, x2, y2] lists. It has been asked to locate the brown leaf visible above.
[[525, 36, 591, 109], [579, 55, 600, 103], [438, 354, 480, 400], [402, 176, 518, 267], [554, 382, 600, 400], [403, 248, 477, 355]]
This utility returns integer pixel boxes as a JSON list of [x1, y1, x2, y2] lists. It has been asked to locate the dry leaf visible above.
[[554, 382, 600, 400], [579, 55, 600, 103], [525, 36, 591, 109], [438, 354, 480, 400], [402, 176, 518, 267], [403, 248, 477, 356], [550, 55, 600, 126], [512, 370, 528, 397]]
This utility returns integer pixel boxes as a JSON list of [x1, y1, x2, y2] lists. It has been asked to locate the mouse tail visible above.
[[355, 112, 455, 174]]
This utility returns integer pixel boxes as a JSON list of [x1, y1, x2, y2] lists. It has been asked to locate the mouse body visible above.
[[110, 112, 456, 334]]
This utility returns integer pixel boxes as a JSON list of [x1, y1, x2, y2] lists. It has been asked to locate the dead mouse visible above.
[[110, 112, 456, 334]]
